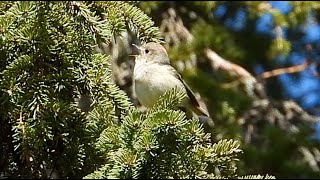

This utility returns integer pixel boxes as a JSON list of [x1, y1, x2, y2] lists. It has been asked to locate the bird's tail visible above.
[[190, 105, 209, 117]]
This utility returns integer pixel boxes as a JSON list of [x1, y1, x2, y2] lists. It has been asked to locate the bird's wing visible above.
[[166, 65, 209, 116], [167, 65, 200, 108]]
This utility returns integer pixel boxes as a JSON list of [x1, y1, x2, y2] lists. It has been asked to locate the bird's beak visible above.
[[129, 54, 139, 61], [130, 43, 143, 60]]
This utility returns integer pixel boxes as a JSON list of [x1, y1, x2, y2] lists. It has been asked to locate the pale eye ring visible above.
[[145, 49, 150, 54]]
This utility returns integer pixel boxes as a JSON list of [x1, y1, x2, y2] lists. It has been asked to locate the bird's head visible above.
[[132, 42, 170, 65]]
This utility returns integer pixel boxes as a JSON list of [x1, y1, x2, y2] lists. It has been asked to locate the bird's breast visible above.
[[133, 62, 187, 108]]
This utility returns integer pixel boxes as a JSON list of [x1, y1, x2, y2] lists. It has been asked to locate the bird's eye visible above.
[[145, 49, 150, 54]]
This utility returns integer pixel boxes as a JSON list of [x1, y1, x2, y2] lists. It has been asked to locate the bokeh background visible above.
[[105, 1, 320, 178]]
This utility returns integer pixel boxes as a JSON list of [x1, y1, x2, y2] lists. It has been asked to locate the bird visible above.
[[131, 42, 209, 117]]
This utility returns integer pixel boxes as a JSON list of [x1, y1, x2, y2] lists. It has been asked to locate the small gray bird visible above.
[[132, 42, 209, 117]]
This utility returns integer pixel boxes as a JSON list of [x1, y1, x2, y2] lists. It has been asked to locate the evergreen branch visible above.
[[133, 130, 158, 152], [83, 163, 111, 179], [118, 1, 162, 43], [109, 148, 139, 179], [0, 2, 37, 43], [95, 125, 121, 154], [106, 82, 134, 120], [212, 139, 242, 157], [85, 98, 114, 137], [68, 1, 112, 45], [144, 110, 187, 130], [148, 88, 186, 115], [83, 53, 133, 122], [0, 2, 126, 178], [181, 118, 211, 145], [209, 139, 243, 178], [1, 55, 34, 88], [96, 1, 163, 43], [0, 1, 14, 14], [122, 108, 144, 130], [99, 3, 126, 40]]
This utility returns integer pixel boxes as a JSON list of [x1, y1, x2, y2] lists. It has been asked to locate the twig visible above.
[[258, 61, 312, 79], [204, 48, 265, 98], [204, 48, 256, 80]]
